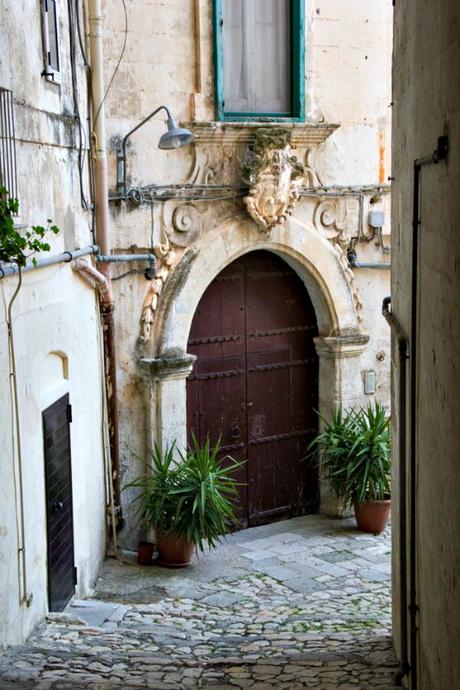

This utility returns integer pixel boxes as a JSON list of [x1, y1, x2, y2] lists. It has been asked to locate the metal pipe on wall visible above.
[[88, 0, 111, 272], [0, 246, 99, 278], [382, 297, 409, 684], [97, 254, 156, 263], [88, 0, 123, 527], [72, 258, 113, 302], [406, 136, 448, 690]]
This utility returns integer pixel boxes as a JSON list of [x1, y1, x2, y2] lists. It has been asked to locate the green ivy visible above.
[[0, 187, 59, 267]]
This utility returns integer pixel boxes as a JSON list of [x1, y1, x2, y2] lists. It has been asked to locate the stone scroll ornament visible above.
[[241, 128, 305, 233], [139, 203, 202, 341]]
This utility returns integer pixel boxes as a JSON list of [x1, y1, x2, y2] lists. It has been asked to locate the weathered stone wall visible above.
[[0, 1, 106, 647], [392, 1, 460, 687], [100, 0, 393, 547]]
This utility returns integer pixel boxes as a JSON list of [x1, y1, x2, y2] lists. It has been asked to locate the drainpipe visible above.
[[88, 0, 111, 269], [72, 258, 112, 301], [382, 297, 409, 684], [407, 135, 449, 690], [88, 0, 123, 527]]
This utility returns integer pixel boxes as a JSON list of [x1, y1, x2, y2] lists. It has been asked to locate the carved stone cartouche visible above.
[[241, 128, 304, 233]]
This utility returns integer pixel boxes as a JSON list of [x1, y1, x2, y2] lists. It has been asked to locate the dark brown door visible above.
[[42, 394, 76, 611], [187, 250, 319, 527]]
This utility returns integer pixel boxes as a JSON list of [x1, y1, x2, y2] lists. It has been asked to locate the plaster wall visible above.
[[100, 1, 393, 546], [392, 1, 460, 687], [0, 1, 106, 647]]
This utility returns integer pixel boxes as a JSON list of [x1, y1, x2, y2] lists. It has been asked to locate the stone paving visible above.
[[0, 515, 399, 689]]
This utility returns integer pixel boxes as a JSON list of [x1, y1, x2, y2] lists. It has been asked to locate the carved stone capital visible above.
[[139, 349, 196, 381], [314, 333, 370, 359]]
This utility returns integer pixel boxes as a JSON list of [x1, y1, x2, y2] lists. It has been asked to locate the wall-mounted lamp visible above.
[[116, 105, 194, 197]]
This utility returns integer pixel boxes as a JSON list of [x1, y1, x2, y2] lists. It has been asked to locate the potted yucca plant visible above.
[[125, 437, 242, 566], [308, 402, 391, 534]]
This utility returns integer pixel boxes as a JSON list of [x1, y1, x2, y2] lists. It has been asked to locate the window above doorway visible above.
[[213, 0, 305, 122]]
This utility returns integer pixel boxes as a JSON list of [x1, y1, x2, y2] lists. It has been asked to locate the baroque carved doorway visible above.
[[186, 250, 319, 527]]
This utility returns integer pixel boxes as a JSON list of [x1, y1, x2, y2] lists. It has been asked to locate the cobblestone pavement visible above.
[[0, 515, 398, 689]]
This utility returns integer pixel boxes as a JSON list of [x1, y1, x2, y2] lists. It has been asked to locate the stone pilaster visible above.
[[139, 349, 196, 453], [314, 333, 370, 516]]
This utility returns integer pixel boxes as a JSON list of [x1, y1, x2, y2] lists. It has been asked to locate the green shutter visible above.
[[212, 0, 306, 122], [291, 0, 306, 121], [213, 0, 225, 120]]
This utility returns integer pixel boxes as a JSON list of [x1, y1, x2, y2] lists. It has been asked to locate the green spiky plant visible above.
[[125, 436, 243, 552], [307, 402, 391, 507]]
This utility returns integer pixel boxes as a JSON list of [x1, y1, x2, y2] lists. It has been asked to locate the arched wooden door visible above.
[[186, 251, 319, 527]]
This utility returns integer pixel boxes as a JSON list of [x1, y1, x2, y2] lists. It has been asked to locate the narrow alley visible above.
[[0, 516, 398, 689]]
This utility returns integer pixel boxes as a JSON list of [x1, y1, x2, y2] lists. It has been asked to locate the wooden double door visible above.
[[187, 251, 319, 527]]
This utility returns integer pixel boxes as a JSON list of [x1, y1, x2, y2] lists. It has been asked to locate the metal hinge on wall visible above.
[[67, 403, 72, 424]]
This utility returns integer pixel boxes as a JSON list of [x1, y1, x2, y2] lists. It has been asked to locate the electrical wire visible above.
[[75, 0, 97, 239], [4, 268, 31, 606], [75, 0, 90, 68], [92, 0, 128, 129], [67, 0, 91, 216], [111, 268, 144, 281], [109, 182, 391, 204]]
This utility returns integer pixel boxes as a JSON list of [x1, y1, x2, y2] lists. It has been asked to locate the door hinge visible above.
[[73, 566, 78, 585], [67, 403, 72, 423]]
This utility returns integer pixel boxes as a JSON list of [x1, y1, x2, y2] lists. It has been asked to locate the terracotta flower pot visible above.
[[155, 530, 195, 567], [137, 540, 155, 565], [354, 499, 391, 534]]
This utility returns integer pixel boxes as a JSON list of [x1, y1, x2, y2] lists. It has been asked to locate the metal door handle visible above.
[[231, 426, 241, 439], [50, 500, 64, 515]]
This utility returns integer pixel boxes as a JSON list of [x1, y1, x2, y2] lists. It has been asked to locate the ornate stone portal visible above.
[[130, 122, 383, 340], [241, 128, 305, 233]]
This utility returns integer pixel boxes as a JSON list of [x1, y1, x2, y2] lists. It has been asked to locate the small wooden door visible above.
[[42, 394, 76, 611], [187, 251, 319, 527]]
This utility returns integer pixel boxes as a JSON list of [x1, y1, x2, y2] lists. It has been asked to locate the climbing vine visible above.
[[0, 187, 59, 267]]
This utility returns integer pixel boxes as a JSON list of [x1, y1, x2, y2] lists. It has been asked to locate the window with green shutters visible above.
[[213, 0, 305, 122]]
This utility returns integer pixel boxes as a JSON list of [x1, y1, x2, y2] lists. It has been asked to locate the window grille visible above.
[[0, 88, 18, 200]]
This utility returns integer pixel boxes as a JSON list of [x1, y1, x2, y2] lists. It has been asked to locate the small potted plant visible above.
[[125, 437, 242, 566], [308, 402, 391, 534]]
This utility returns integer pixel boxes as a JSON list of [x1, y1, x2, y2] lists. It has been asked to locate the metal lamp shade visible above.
[[158, 116, 194, 150]]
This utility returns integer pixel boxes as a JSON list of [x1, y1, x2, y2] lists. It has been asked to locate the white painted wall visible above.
[[0, 0, 107, 647]]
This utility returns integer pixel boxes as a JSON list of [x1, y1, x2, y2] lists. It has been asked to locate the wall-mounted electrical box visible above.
[[363, 370, 376, 395], [368, 209, 385, 229]]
